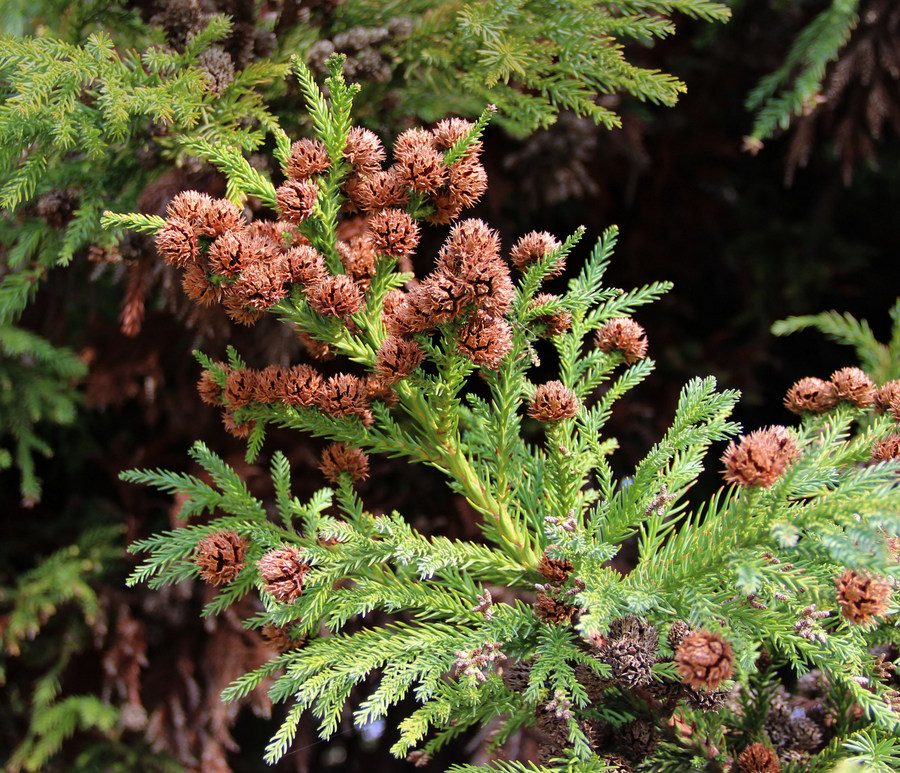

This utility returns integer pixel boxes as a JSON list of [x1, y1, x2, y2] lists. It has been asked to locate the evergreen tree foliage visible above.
[[114, 58, 900, 771]]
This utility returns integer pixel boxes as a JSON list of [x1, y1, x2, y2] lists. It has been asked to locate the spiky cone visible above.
[[674, 630, 733, 689], [275, 179, 318, 224], [874, 380, 900, 414], [509, 231, 563, 275], [194, 531, 247, 585], [528, 381, 580, 422], [375, 336, 426, 384], [830, 366, 876, 407], [737, 743, 781, 773], [721, 426, 798, 488], [257, 546, 310, 603], [835, 569, 892, 624], [595, 318, 648, 364], [783, 377, 838, 414], [456, 311, 513, 369], [538, 553, 574, 584], [319, 442, 370, 484]]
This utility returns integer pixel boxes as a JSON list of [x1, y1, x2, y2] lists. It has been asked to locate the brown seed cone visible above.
[[306, 274, 364, 318], [446, 156, 488, 208], [319, 373, 373, 425], [438, 219, 501, 268], [337, 235, 378, 287], [830, 366, 876, 407], [595, 318, 648, 364], [501, 660, 532, 693], [257, 546, 310, 603], [737, 743, 781, 773], [195, 198, 245, 238], [194, 530, 247, 585], [368, 208, 420, 258], [835, 569, 892, 624], [286, 138, 330, 181], [874, 380, 900, 414], [221, 407, 255, 438], [463, 256, 515, 317], [261, 624, 305, 653], [597, 637, 656, 688], [319, 442, 370, 484], [208, 231, 272, 277], [674, 630, 734, 689], [165, 190, 214, 223], [431, 117, 480, 154], [721, 426, 798, 488], [535, 592, 575, 625], [871, 434, 900, 463], [457, 311, 513, 369], [220, 293, 264, 326], [225, 368, 260, 409], [375, 336, 426, 384], [230, 256, 289, 310], [538, 553, 574, 584], [344, 126, 386, 176], [276, 179, 318, 223], [353, 167, 410, 212], [296, 329, 334, 360], [393, 128, 447, 194], [197, 368, 227, 406], [156, 217, 199, 268], [284, 244, 328, 288], [784, 376, 840, 414], [275, 364, 322, 407], [413, 274, 471, 326], [529, 381, 581, 422], [509, 231, 563, 275], [181, 263, 227, 307], [617, 720, 658, 763], [667, 620, 692, 650], [530, 293, 572, 336], [253, 365, 283, 404], [364, 374, 399, 408]]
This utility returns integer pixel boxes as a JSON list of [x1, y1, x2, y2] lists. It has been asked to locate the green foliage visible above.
[[772, 298, 900, 383], [745, 0, 859, 144], [0, 324, 87, 505], [336, 0, 731, 135], [116, 63, 900, 771]]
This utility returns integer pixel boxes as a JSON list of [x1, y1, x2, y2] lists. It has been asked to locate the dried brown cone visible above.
[[197, 368, 227, 406], [221, 293, 264, 326], [318, 373, 373, 425], [535, 592, 575, 625], [155, 217, 199, 268], [344, 126, 386, 176], [306, 274, 364, 319], [393, 128, 447, 194], [438, 219, 501, 268], [674, 630, 734, 689], [666, 620, 692, 650], [364, 374, 399, 408], [165, 190, 214, 224], [284, 244, 328, 288], [337, 234, 378, 287], [375, 336, 426, 384], [257, 546, 310, 603], [286, 138, 331, 181], [737, 743, 780, 773], [275, 364, 322, 407], [721, 426, 799, 488], [530, 293, 572, 336], [830, 366, 876, 407], [835, 569, 892, 624], [874, 380, 900, 414], [462, 256, 515, 317], [598, 637, 655, 688], [194, 531, 247, 585], [501, 660, 532, 693], [431, 117, 480, 155], [195, 198, 245, 238], [368, 208, 420, 259], [224, 368, 260, 409], [319, 442, 370, 484], [872, 434, 900, 463], [595, 318, 648, 365], [529, 381, 581, 423], [446, 156, 488, 207], [253, 365, 283, 404], [617, 720, 658, 763], [538, 553, 574, 584], [784, 376, 839, 414], [261, 624, 305, 653], [457, 311, 513, 369], [352, 167, 410, 212], [276, 179, 318, 224], [198, 47, 234, 96], [229, 256, 289, 310], [296, 329, 334, 360], [208, 231, 269, 277], [509, 231, 563, 275]]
